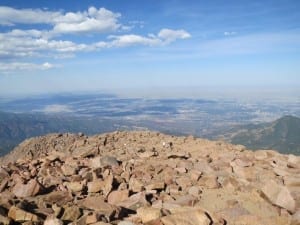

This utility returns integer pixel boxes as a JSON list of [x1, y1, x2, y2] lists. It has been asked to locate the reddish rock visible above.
[[87, 180, 103, 193], [193, 161, 214, 174], [65, 181, 85, 193], [129, 177, 144, 192], [175, 177, 192, 189], [73, 145, 98, 158], [172, 195, 198, 207], [61, 164, 77, 176], [166, 184, 180, 195], [8, 206, 39, 222], [91, 156, 102, 168], [12, 179, 42, 198], [284, 176, 300, 187], [291, 209, 300, 225], [145, 181, 165, 191], [288, 154, 300, 169], [220, 176, 240, 190], [108, 190, 129, 205], [261, 180, 296, 212], [188, 186, 201, 197], [189, 170, 202, 182], [85, 212, 103, 224], [61, 205, 81, 222], [41, 191, 73, 206], [0, 191, 14, 209], [102, 173, 113, 197], [44, 216, 63, 225], [117, 192, 149, 210], [42, 174, 62, 187], [198, 175, 220, 189], [0, 177, 9, 192], [137, 207, 162, 223], [79, 196, 117, 217], [0, 168, 9, 180], [52, 204, 62, 217], [231, 215, 267, 225], [234, 158, 253, 167], [254, 150, 268, 160], [177, 160, 193, 171], [152, 200, 163, 209], [175, 167, 187, 174], [160, 209, 211, 225]]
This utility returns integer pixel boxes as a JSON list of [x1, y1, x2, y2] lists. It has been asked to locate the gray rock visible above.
[[100, 156, 119, 167]]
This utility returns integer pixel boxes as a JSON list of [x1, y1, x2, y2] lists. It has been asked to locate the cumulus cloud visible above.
[[0, 28, 191, 60], [108, 29, 191, 47], [9, 29, 44, 38], [108, 34, 161, 47], [158, 29, 191, 43], [0, 6, 121, 35], [0, 6, 191, 72], [0, 6, 60, 25], [52, 7, 121, 35], [0, 30, 96, 59]]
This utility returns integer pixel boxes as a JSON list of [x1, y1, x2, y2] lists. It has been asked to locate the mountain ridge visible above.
[[225, 115, 300, 155]]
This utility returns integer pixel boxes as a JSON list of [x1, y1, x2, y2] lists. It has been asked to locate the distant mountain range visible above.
[[0, 110, 299, 156], [222, 115, 300, 155], [0, 111, 125, 156]]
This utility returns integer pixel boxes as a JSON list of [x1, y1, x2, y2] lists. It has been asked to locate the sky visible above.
[[0, 0, 299, 97]]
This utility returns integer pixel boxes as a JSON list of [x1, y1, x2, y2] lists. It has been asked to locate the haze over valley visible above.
[[0, 92, 299, 155]]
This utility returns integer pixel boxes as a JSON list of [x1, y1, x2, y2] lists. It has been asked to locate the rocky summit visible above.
[[0, 131, 299, 225]]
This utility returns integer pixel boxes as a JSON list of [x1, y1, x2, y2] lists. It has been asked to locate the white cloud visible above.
[[0, 6, 61, 25], [108, 34, 161, 47], [42, 62, 54, 69], [158, 29, 191, 43], [0, 32, 93, 59], [0, 6, 191, 73], [0, 28, 191, 60], [108, 29, 191, 47], [0, 6, 121, 35], [9, 29, 44, 38], [52, 7, 121, 35]]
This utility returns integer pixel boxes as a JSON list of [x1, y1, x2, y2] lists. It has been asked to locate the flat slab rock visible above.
[[0, 131, 298, 225]]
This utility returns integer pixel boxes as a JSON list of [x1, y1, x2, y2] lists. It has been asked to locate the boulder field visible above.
[[0, 131, 299, 225]]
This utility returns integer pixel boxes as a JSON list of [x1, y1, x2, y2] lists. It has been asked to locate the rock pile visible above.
[[0, 131, 299, 225]]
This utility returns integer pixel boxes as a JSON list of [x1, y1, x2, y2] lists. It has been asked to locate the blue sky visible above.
[[0, 0, 299, 97]]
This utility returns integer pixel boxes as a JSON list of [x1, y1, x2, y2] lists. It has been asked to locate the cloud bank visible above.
[[0, 6, 121, 34], [0, 6, 191, 72]]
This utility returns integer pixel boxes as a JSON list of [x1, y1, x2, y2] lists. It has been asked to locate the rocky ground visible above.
[[0, 131, 299, 225]]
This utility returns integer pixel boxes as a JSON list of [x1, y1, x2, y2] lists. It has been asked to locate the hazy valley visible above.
[[0, 93, 299, 156]]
